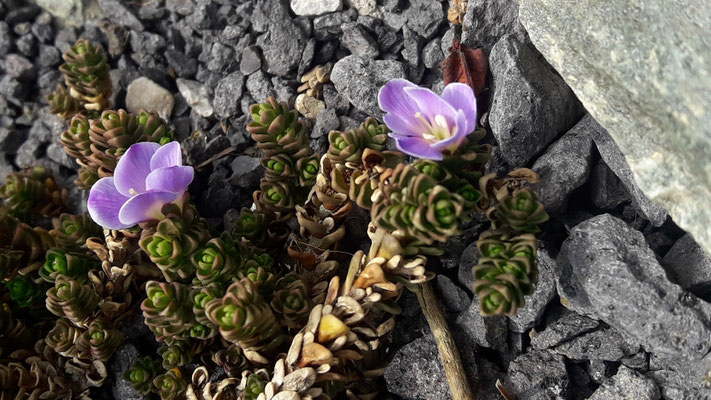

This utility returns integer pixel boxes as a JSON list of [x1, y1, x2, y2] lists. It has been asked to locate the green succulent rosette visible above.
[[0, 166, 69, 218], [48, 84, 82, 120], [50, 213, 102, 249], [141, 281, 195, 342], [87, 109, 144, 173], [87, 109, 173, 176], [191, 234, 241, 285], [243, 248, 274, 271], [158, 341, 192, 369], [45, 318, 83, 357], [255, 179, 295, 212], [125, 356, 163, 395], [139, 204, 210, 282], [7, 276, 45, 308], [191, 283, 223, 339], [372, 165, 466, 245], [412, 159, 451, 182], [60, 114, 92, 161], [46, 274, 100, 324], [212, 344, 249, 377], [271, 273, 312, 329], [240, 248, 277, 295], [358, 117, 389, 151], [328, 129, 368, 164], [454, 180, 483, 211], [472, 270, 525, 316], [153, 368, 187, 400], [205, 278, 285, 352], [262, 154, 296, 182], [39, 249, 97, 283], [494, 188, 549, 233], [136, 110, 174, 145], [248, 97, 309, 158], [59, 39, 111, 111], [0, 170, 46, 217], [295, 155, 320, 187], [231, 208, 267, 244], [243, 373, 267, 400], [75, 318, 123, 361], [441, 127, 492, 183], [472, 231, 539, 316], [76, 164, 100, 190], [237, 264, 277, 296]]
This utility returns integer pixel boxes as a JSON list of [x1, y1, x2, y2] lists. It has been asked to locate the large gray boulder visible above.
[[488, 34, 583, 167], [519, 0, 711, 253], [557, 214, 711, 360]]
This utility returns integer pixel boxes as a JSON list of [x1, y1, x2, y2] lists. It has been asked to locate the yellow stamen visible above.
[[129, 188, 138, 195]]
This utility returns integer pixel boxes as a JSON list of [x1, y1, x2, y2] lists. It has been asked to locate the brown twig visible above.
[[195, 146, 235, 170], [416, 281, 476, 400]]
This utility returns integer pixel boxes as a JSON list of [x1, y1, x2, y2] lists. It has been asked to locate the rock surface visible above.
[[125, 77, 174, 120], [455, 295, 508, 351], [662, 234, 711, 297], [488, 33, 582, 166], [290, 0, 342, 16], [503, 350, 570, 400], [588, 116, 668, 226], [531, 309, 601, 350], [646, 353, 711, 400], [531, 115, 595, 214], [557, 213, 711, 360], [383, 334, 452, 400], [550, 326, 640, 362], [519, 0, 711, 254], [176, 79, 213, 118], [35, 0, 86, 27], [461, 0, 527, 54], [110, 343, 146, 400], [589, 366, 660, 400], [213, 72, 245, 119], [330, 55, 406, 118]]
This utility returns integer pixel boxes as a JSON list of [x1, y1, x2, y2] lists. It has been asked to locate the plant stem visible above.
[[416, 281, 476, 400]]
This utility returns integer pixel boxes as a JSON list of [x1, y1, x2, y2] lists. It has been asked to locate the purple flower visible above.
[[88, 141, 194, 230], [378, 79, 477, 160]]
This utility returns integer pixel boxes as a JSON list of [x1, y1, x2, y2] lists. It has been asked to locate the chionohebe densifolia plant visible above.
[[0, 39, 548, 400]]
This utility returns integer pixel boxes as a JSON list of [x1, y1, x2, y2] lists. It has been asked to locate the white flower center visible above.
[[415, 112, 457, 142]]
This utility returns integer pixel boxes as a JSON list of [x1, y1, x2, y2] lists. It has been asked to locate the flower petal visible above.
[[150, 141, 183, 170], [87, 177, 132, 230], [441, 83, 477, 135], [378, 79, 421, 117], [431, 110, 469, 150], [114, 142, 160, 197], [394, 136, 443, 160], [145, 166, 194, 193], [404, 86, 458, 126], [118, 191, 178, 226], [384, 113, 424, 138]]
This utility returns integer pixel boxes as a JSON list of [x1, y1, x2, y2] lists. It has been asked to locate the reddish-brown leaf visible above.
[[441, 40, 488, 97]]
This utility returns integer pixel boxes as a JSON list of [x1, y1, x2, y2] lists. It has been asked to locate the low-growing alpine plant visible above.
[[0, 39, 548, 400]]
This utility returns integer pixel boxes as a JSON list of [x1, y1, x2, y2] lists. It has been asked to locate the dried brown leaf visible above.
[[441, 40, 488, 97]]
